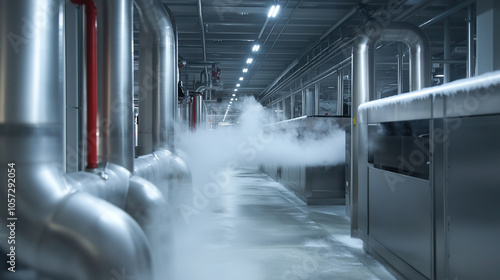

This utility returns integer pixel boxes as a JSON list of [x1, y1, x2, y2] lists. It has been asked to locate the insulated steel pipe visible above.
[[0, 1, 152, 278], [71, 0, 98, 169], [96, 0, 134, 172], [138, 25, 155, 156], [351, 22, 430, 233], [135, 0, 177, 150]]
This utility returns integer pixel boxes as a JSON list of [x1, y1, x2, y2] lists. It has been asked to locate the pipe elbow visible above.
[[66, 163, 131, 209], [37, 192, 152, 280], [126, 175, 169, 229]]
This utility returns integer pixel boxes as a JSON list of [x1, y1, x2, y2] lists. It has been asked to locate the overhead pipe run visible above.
[[350, 22, 430, 234], [0, 1, 152, 279]]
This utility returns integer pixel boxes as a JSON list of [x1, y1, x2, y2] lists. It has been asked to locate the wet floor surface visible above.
[[167, 167, 396, 280]]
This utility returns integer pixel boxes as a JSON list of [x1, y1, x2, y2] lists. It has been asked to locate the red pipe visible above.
[[72, 0, 98, 169]]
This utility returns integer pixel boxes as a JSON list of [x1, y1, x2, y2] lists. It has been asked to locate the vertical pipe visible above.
[[138, 25, 154, 155], [337, 71, 343, 115], [290, 94, 295, 118], [314, 83, 320, 115], [467, 4, 475, 78], [96, 0, 134, 172], [301, 89, 306, 116], [86, 2, 98, 169], [398, 43, 404, 94], [351, 22, 430, 235], [444, 18, 451, 83]]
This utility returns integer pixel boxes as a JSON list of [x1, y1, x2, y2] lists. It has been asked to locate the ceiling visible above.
[[134, 0, 473, 124]]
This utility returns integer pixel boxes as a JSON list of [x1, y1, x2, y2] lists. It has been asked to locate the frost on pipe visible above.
[[359, 70, 500, 112]]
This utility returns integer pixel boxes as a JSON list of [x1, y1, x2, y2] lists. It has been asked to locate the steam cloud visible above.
[[175, 96, 346, 187], [164, 96, 346, 280]]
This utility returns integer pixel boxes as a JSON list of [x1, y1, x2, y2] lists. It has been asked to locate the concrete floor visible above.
[[167, 167, 396, 280]]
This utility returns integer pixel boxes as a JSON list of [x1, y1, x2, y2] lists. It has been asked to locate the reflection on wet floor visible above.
[[167, 167, 396, 280]]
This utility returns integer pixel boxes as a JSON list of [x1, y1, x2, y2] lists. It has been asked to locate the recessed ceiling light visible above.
[[230, 101, 233, 104], [234, 89, 238, 91], [246, 58, 253, 64], [235, 98, 238, 101], [232, 94, 236, 96], [252, 44, 260, 52], [242, 68, 248, 73], [239, 77, 244, 81], [236, 84, 240, 87], [231, 98, 234, 100]]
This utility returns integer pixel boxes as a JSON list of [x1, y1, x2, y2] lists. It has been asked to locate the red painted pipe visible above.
[[72, 0, 98, 169]]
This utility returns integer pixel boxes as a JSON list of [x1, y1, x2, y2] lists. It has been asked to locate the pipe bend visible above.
[[66, 163, 131, 209], [37, 191, 152, 280], [380, 22, 429, 49], [126, 175, 169, 229]]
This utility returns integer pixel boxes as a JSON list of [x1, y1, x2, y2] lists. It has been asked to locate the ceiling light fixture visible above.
[[236, 84, 240, 87], [268, 5, 280, 18], [234, 89, 238, 91], [246, 58, 253, 64], [231, 98, 234, 101], [242, 68, 248, 73], [232, 93, 236, 96], [252, 44, 260, 52], [239, 77, 244, 81]]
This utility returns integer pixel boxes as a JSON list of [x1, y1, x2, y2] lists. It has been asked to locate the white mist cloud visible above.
[[167, 96, 347, 280], [176, 96, 346, 187]]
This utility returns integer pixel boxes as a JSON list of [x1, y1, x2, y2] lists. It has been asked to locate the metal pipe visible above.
[[95, 0, 134, 172], [195, 84, 223, 92], [320, 6, 358, 41], [398, 43, 404, 94], [137, 24, 155, 155], [351, 22, 430, 234], [0, 1, 151, 278], [418, 0, 476, 28], [262, 59, 299, 98], [198, 0, 207, 62], [314, 83, 320, 115], [135, 0, 177, 150], [467, 4, 475, 78], [444, 18, 451, 83], [71, 0, 98, 169], [337, 72, 344, 115]]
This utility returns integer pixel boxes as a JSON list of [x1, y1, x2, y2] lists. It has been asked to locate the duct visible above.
[[134, 0, 177, 150], [350, 22, 430, 234], [0, 1, 151, 278], [95, 0, 134, 172]]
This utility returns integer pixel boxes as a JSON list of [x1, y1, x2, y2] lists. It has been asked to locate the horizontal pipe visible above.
[[419, 0, 476, 28]]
